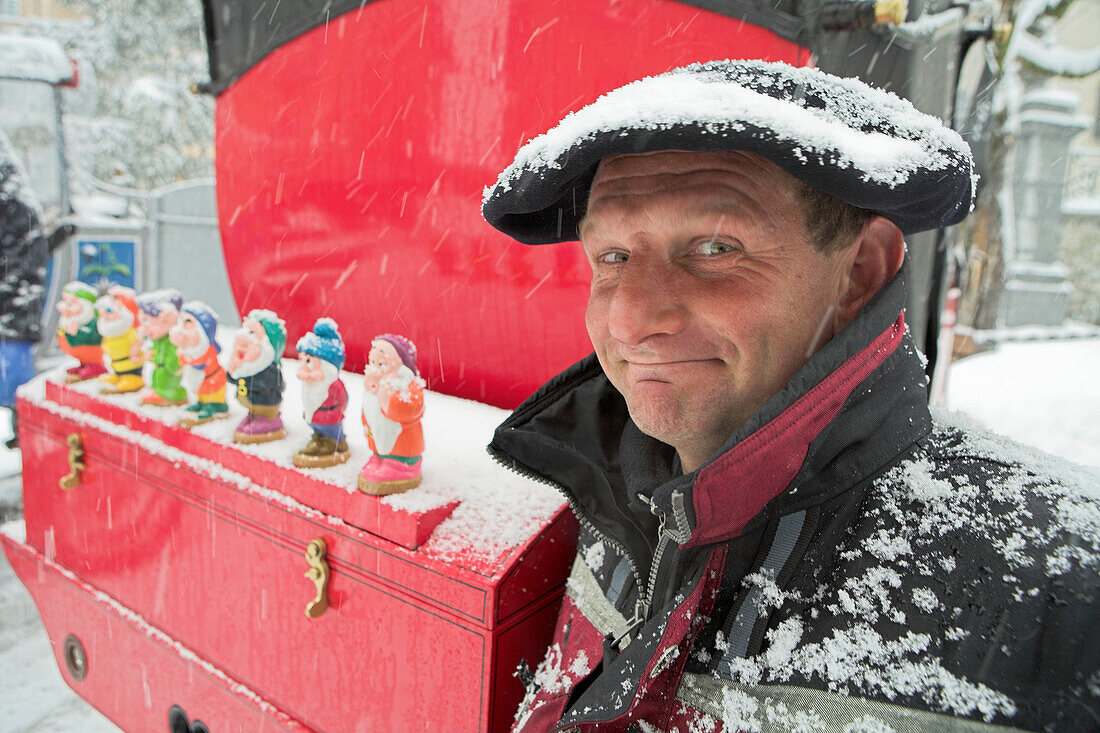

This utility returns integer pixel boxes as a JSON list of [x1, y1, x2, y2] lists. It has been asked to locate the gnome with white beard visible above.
[[169, 301, 229, 428], [226, 309, 287, 444], [95, 286, 145, 394], [55, 281, 107, 382], [293, 318, 350, 468], [359, 334, 424, 495]]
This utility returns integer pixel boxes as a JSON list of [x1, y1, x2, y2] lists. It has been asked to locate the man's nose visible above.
[[605, 259, 685, 345]]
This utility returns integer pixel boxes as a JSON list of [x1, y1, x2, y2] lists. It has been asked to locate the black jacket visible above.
[[0, 131, 48, 344], [231, 360, 285, 406], [490, 267, 1100, 732]]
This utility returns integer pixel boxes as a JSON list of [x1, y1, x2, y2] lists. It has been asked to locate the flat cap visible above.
[[482, 59, 975, 242]]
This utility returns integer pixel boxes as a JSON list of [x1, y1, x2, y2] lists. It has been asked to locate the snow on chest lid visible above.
[[482, 59, 976, 243]]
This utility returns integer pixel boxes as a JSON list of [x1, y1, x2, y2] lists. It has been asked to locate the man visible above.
[[358, 334, 424, 495], [135, 289, 188, 406], [227, 309, 287, 444], [294, 318, 350, 468], [483, 60, 1100, 731], [95, 286, 144, 394], [169, 300, 228, 428]]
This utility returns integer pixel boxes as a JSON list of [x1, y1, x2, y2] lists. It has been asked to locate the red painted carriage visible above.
[[4, 1, 990, 729]]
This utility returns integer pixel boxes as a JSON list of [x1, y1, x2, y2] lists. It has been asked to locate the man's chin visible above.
[[625, 392, 693, 445], [626, 391, 742, 459]]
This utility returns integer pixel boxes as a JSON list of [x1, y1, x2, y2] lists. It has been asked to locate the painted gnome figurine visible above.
[[169, 301, 229, 428], [293, 318, 350, 468], [55, 281, 107, 382], [358, 334, 424, 495], [135, 289, 188, 406], [226, 309, 287, 444], [95, 286, 145, 394]]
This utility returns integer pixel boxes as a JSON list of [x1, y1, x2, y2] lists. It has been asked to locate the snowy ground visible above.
[[945, 338, 1100, 468], [0, 338, 1096, 731]]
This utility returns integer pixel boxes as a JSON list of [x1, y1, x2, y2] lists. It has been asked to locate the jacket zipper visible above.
[[487, 447, 645, 605], [487, 448, 693, 649], [611, 490, 692, 647]]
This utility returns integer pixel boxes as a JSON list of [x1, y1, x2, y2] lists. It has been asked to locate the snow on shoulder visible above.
[[708, 412, 1100, 728], [483, 59, 975, 243]]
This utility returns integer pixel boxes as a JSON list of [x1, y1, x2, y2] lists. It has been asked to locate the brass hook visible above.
[[303, 538, 330, 618], [59, 434, 84, 490]]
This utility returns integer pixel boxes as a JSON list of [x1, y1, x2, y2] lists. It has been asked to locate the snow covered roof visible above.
[[483, 59, 976, 242], [0, 34, 73, 85]]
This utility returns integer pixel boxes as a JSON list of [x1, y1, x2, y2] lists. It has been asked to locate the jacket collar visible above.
[[489, 262, 931, 553]]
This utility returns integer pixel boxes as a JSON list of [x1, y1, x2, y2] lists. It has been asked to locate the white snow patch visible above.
[[946, 340, 1100, 469], [762, 618, 803, 670], [843, 715, 897, 733], [719, 685, 761, 732], [1, 518, 26, 544], [583, 540, 606, 573], [910, 587, 940, 613], [1017, 32, 1100, 77]]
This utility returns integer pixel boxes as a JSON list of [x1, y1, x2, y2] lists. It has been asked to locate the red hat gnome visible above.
[[293, 318, 350, 468], [170, 301, 229, 429], [56, 281, 108, 382], [95, 286, 145, 394], [358, 333, 425, 495], [227, 309, 288, 444]]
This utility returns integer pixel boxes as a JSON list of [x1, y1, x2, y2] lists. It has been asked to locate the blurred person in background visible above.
[[0, 129, 49, 449]]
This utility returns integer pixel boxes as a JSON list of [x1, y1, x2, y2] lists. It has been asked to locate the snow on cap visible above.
[[62, 280, 98, 303], [296, 318, 346, 369], [137, 288, 183, 317], [181, 300, 220, 354], [482, 59, 976, 241]]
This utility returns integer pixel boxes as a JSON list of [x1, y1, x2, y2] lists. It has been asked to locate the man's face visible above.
[[581, 151, 853, 472]]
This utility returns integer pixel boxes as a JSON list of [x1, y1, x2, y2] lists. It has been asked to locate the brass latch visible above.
[[59, 433, 84, 490], [304, 538, 330, 618]]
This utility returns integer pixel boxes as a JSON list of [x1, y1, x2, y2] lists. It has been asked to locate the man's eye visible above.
[[697, 240, 739, 256], [597, 251, 628, 265]]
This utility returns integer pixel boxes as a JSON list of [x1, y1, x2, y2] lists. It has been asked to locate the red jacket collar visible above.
[[682, 312, 907, 548]]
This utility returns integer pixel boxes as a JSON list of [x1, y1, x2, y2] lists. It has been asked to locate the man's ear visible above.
[[836, 216, 905, 327]]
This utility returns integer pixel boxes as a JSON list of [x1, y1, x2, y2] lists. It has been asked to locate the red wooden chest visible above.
[[2, 368, 576, 732]]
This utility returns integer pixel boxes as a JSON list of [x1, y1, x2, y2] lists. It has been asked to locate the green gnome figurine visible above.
[[135, 289, 188, 406]]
